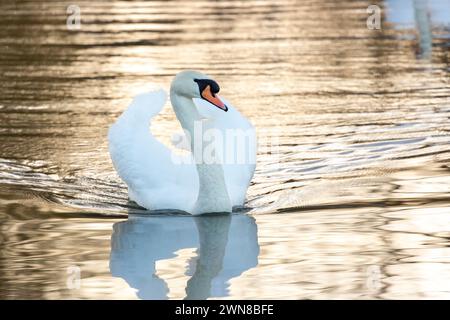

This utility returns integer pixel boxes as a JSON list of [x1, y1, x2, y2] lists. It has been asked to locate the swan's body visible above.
[[108, 71, 256, 215]]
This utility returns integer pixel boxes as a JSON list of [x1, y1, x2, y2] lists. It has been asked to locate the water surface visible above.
[[0, 0, 450, 299]]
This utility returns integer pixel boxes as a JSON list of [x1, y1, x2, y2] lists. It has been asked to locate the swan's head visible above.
[[171, 70, 228, 112]]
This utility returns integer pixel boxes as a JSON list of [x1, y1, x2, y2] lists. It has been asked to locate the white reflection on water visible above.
[[386, 0, 450, 28], [110, 214, 259, 300], [385, 0, 450, 58]]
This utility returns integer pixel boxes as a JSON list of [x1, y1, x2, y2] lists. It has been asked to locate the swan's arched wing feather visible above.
[[108, 89, 198, 211]]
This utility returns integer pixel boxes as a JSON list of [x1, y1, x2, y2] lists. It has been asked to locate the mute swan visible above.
[[108, 71, 256, 215]]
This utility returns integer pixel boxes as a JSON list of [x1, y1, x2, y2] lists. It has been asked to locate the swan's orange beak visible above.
[[201, 85, 228, 112]]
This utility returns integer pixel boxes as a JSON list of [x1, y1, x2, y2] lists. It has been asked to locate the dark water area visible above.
[[0, 0, 449, 299]]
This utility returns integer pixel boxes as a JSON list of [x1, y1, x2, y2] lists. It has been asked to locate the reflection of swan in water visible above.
[[413, 0, 432, 58], [109, 214, 259, 299], [385, 0, 450, 58]]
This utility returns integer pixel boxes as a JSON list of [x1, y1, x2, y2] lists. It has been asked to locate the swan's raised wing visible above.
[[108, 89, 198, 211], [193, 98, 256, 207]]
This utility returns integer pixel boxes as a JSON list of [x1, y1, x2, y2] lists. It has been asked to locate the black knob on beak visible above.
[[194, 78, 220, 96]]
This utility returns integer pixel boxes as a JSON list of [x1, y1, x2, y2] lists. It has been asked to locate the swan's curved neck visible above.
[[170, 91, 232, 214], [170, 92, 202, 134]]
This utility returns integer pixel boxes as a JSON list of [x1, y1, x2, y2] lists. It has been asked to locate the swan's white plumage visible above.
[[108, 89, 198, 211], [193, 97, 256, 206], [108, 78, 256, 214]]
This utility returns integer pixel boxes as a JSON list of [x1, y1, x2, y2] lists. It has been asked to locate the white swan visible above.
[[108, 71, 256, 215]]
